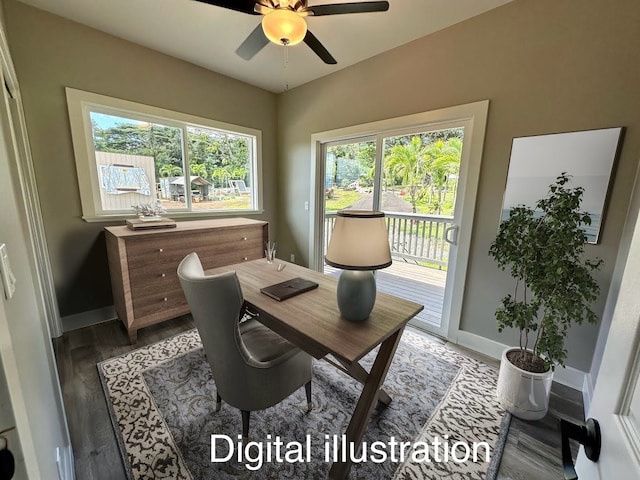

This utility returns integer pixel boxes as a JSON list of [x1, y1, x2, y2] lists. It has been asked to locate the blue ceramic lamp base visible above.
[[336, 270, 377, 322]]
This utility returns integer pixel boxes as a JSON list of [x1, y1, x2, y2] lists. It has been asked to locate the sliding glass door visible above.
[[321, 123, 467, 338]]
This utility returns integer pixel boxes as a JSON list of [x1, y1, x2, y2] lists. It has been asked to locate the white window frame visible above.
[[66, 87, 263, 221]]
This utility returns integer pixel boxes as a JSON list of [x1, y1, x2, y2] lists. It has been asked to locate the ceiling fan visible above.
[[195, 0, 390, 64]]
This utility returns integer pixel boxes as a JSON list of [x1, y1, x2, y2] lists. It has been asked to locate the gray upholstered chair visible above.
[[177, 252, 313, 440]]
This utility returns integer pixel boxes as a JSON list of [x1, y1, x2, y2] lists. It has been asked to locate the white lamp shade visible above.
[[325, 210, 392, 270], [261, 9, 307, 46]]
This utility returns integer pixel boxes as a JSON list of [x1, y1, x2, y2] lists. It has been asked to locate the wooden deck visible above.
[[325, 260, 446, 327]]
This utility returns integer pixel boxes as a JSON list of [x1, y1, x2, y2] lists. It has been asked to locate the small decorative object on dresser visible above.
[[127, 202, 176, 230], [105, 218, 268, 343], [125, 217, 176, 230], [132, 201, 166, 219]]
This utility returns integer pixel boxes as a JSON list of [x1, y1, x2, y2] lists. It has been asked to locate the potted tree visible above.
[[489, 173, 602, 420]]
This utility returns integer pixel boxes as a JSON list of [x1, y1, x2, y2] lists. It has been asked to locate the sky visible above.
[[91, 112, 145, 129]]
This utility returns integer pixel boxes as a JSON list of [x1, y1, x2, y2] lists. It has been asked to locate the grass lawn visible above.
[[161, 197, 251, 211], [325, 188, 455, 216], [325, 190, 367, 211]]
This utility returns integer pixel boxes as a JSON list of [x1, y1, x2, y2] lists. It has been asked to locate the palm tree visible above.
[[159, 164, 182, 178], [384, 136, 429, 213], [423, 138, 462, 214], [212, 167, 230, 188], [190, 163, 207, 179]]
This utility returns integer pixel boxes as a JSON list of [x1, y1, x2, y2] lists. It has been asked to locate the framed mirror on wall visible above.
[[501, 127, 625, 244]]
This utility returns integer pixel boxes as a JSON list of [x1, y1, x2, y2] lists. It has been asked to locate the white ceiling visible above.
[[17, 0, 512, 93]]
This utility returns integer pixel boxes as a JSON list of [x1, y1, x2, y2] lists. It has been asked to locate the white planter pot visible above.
[[496, 347, 553, 421]]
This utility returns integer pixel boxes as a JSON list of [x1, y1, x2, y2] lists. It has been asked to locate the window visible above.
[[311, 100, 489, 339], [66, 88, 262, 220]]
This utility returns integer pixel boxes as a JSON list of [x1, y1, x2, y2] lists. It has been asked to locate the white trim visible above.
[[455, 329, 507, 360], [0, 20, 62, 338], [80, 209, 265, 223], [583, 372, 594, 416], [61, 306, 117, 333], [309, 140, 325, 271], [7, 96, 62, 337], [444, 102, 489, 341], [65, 87, 263, 219], [555, 363, 589, 392], [0, 25, 17, 97]]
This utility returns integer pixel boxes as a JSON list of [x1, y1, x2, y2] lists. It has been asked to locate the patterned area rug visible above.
[[98, 328, 509, 479]]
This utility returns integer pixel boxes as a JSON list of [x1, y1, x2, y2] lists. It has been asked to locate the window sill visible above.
[[82, 210, 264, 223]]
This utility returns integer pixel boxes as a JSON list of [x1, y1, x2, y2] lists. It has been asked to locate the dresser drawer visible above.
[[195, 225, 265, 265], [129, 268, 181, 301], [132, 285, 187, 319], [126, 226, 264, 270], [125, 234, 200, 269], [198, 243, 263, 269]]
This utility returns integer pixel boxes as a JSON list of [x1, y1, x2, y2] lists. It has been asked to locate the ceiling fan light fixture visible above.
[[261, 8, 307, 46]]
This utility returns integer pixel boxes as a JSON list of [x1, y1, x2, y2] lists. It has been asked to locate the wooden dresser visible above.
[[105, 218, 268, 343]]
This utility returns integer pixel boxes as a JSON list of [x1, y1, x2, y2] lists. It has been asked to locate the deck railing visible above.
[[324, 211, 454, 267]]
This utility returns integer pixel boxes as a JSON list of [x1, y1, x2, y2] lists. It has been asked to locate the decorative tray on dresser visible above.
[[105, 218, 268, 343]]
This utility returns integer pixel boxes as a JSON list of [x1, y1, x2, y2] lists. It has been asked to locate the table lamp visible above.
[[325, 210, 392, 322]]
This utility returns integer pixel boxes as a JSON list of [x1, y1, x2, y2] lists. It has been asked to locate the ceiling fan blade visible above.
[[236, 24, 270, 60], [303, 30, 337, 64], [254, 3, 273, 14], [308, 1, 389, 16], [193, 0, 261, 15]]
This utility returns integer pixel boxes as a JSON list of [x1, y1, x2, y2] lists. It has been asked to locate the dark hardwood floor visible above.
[[497, 382, 583, 480], [54, 318, 582, 479], [54, 316, 195, 480]]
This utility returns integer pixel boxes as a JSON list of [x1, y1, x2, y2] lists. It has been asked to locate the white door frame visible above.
[[309, 100, 489, 340], [575, 171, 640, 479], [0, 22, 61, 337]]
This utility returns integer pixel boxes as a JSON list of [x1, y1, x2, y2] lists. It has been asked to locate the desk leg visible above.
[[333, 358, 392, 406], [328, 328, 404, 480]]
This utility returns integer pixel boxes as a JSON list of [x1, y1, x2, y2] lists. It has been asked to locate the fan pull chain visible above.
[[283, 44, 290, 92]]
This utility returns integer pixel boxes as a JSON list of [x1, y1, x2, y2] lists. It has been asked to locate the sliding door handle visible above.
[[560, 418, 601, 480], [444, 225, 459, 245]]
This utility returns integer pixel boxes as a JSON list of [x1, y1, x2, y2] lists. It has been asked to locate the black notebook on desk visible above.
[[260, 277, 319, 301]]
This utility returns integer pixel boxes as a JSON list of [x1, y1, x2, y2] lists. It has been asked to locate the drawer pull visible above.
[[243, 257, 248, 261], [163, 297, 168, 302], [161, 273, 166, 278], [159, 248, 164, 253], [242, 237, 248, 241]]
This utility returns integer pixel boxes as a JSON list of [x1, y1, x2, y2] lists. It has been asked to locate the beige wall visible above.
[[4, 0, 640, 372], [3, 0, 278, 316], [276, 0, 640, 372]]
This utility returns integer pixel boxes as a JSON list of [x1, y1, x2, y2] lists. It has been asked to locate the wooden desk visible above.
[[207, 259, 423, 479]]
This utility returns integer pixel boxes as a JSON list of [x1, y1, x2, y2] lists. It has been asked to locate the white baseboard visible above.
[[455, 330, 506, 360], [553, 363, 587, 391], [61, 305, 116, 333], [455, 330, 588, 406]]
